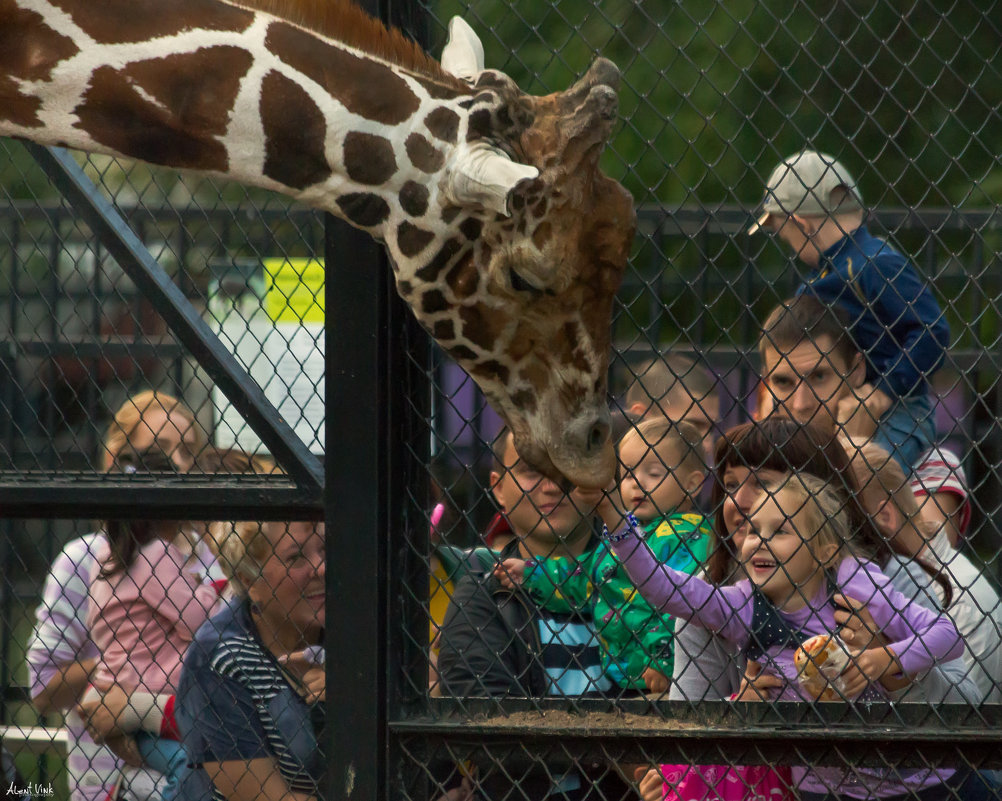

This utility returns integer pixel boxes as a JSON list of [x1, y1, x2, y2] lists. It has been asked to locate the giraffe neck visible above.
[[0, 0, 473, 237]]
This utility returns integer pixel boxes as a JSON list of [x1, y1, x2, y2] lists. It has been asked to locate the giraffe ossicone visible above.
[[0, 0, 636, 488]]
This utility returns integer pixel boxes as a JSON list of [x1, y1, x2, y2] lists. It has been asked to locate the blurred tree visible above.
[[429, 0, 1002, 209]]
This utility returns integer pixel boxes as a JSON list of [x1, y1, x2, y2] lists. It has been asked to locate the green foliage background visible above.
[[424, 0, 1002, 362], [428, 0, 1002, 209]]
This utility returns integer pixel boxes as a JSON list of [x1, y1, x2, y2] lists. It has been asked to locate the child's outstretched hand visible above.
[[493, 558, 527, 589], [838, 646, 901, 699]]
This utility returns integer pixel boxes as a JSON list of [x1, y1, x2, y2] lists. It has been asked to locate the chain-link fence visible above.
[[1, 1, 1001, 801]]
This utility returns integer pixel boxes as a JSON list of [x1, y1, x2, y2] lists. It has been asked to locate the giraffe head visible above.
[[404, 20, 635, 489]]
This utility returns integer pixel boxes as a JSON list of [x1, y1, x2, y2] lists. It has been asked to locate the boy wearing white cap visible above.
[[749, 148, 949, 470]]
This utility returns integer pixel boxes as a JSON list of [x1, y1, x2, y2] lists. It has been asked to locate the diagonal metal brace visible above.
[[26, 143, 324, 492]]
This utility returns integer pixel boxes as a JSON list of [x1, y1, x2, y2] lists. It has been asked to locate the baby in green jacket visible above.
[[496, 417, 713, 693]]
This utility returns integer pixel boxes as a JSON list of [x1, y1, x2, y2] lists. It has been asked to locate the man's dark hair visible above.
[[758, 295, 859, 368]]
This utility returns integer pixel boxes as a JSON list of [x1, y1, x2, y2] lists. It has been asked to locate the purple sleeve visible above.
[[608, 521, 752, 645], [839, 560, 964, 675]]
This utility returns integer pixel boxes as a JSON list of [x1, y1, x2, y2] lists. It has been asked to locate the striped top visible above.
[[26, 533, 123, 801], [177, 600, 322, 801], [536, 609, 609, 697], [911, 445, 971, 536]]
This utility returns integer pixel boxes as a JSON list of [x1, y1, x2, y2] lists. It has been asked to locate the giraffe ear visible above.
[[446, 141, 539, 217], [441, 17, 484, 84]]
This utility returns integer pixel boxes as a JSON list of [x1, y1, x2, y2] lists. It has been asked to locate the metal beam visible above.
[[23, 143, 324, 493]]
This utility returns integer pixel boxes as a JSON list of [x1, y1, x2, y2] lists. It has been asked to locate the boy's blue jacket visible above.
[[797, 225, 949, 398]]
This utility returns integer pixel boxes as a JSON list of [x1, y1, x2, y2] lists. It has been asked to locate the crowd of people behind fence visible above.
[[23, 149, 1002, 801]]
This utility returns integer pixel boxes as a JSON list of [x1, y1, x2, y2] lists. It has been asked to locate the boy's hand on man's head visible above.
[[837, 383, 891, 439]]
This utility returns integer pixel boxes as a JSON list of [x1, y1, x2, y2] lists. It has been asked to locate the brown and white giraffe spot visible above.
[[78, 55, 246, 171], [396, 221, 435, 257], [421, 290, 449, 315], [423, 107, 460, 143], [531, 220, 553, 250], [465, 109, 493, 140], [458, 305, 499, 351], [431, 319, 456, 341], [261, 70, 332, 189], [440, 206, 462, 224], [404, 133, 444, 174], [414, 238, 463, 283], [399, 181, 429, 217], [445, 258, 480, 299], [336, 192, 390, 228], [471, 360, 510, 385], [509, 321, 537, 362], [410, 75, 469, 102], [266, 21, 419, 125], [343, 131, 396, 186], [0, 6, 78, 128], [446, 343, 478, 362], [459, 217, 483, 241], [509, 389, 538, 414], [51, 0, 253, 43]]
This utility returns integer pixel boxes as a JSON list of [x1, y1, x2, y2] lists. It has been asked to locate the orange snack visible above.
[[794, 634, 851, 701]]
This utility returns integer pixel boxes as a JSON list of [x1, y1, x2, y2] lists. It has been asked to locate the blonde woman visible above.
[[175, 516, 326, 801]]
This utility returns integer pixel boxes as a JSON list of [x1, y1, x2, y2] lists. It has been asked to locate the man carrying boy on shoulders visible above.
[[750, 148, 950, 470]]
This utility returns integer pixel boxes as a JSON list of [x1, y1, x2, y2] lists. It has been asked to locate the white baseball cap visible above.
[[748, 149, 863, 234]]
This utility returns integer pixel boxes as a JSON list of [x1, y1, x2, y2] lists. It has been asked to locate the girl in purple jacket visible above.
[[603, 472, 965, 798]]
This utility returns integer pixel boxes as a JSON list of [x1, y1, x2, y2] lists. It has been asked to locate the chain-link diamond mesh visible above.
[[1, 1, 1000, 800]]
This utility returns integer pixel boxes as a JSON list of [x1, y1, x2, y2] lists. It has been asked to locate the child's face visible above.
[[618, 435, 700, 521], [741, 487, 834, 607]]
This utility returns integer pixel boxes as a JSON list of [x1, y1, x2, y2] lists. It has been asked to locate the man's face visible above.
[[491, 437, 590, 548], [761, 336, 859, 431]]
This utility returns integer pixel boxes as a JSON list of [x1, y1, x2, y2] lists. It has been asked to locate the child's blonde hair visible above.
[[848, 440, 927, 527], [202, 451, 285, 593], [620, 417, 705, 474], [760, 472, 861, 564]]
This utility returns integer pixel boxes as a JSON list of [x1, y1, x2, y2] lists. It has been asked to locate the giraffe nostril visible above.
[[586, 419, 610, 453]]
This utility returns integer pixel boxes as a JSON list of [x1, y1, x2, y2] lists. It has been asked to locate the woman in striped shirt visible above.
[[176, 519, 326, 801]]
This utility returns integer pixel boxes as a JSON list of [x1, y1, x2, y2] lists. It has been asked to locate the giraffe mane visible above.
[[229, 0, 471, 92]]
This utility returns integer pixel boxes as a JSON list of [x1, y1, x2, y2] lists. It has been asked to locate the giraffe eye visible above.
[[509, 268, 556, 297], [509, 268, 538, 293]]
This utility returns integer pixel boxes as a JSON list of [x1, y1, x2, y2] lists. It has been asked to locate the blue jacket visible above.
[[797, 226, 949, 398]]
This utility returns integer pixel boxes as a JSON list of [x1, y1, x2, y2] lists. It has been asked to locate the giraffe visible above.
[[0, 0, 636, 488]]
